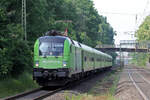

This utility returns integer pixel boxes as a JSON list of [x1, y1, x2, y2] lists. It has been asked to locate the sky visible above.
[[93, 0, 150, 44]]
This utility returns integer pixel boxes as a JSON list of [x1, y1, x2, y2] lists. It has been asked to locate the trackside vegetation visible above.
[[130, 16, 150, 67], [0, 0, 116, 98], [129, 52, 149, 67], [0, 0, 116, 77], [65, 68, 120, 100], [0, 72, 38, 98]]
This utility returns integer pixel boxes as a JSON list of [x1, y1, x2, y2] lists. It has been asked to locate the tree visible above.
[[136, 16, 150, 41], [131, 16, 150, 66], [0, 0, 116, 77]]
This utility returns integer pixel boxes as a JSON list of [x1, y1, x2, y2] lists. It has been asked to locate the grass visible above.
[[66, 94, 116, 100], [129, 52, 149, 68], [65, 68, 121, 100], [90, 69, 120, 95], [0, 72, 39, 98], [108, 70, 120, 95]]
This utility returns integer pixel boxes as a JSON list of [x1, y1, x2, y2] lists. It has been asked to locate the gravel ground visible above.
[[131, 72, 150, 99], [138, 69, 150, 81], [44, 65, 150, 100], [44, 68, 119, 100], [115, 66, 145, 100]]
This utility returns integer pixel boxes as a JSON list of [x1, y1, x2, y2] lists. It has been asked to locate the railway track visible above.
[[2, 68, 112, 100], [3, 82, 81, 100], [2, 87, 63, 100], [1, 82, 80, 100], [128, 69, 150, 100]]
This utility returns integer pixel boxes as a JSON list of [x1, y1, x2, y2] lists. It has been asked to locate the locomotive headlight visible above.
[[35, 61, 39, 67], [63, 61, 67, 67]]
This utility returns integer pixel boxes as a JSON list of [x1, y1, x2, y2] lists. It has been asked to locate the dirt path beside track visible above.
[[44, 68, 119, 100], [115, 65, 150, 100]]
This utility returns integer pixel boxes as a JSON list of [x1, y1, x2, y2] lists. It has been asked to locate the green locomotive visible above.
[[33, 31, 112, 86]]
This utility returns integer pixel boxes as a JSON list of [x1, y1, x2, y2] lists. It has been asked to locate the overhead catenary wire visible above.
[[99, 11, 138, 16], [99, 11, 139, 34], [99, 0, 150, 36], [136, 0, 150, 28]]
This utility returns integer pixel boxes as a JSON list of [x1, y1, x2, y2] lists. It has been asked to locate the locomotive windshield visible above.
[[39, 36, 66, 56]]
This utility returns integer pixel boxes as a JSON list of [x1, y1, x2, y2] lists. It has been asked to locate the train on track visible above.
[[33, 30, 112, 86]]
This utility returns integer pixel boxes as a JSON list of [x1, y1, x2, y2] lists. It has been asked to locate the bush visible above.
[[0, 37, 33, 78], [0, 72, 39, 98], [9, 40, 33, 76]]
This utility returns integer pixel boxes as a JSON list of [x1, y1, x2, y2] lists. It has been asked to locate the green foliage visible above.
[[0, 0, 115, 77], [132, 16, 150, 66], [136, 16, 150, 41], [0, 72, 39, 98], [130, 53, 149, 67], [0, 38, 32, 77], [65, 69, 119, 100]]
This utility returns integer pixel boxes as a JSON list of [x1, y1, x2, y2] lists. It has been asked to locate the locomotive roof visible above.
[[39, 36, 67, 40], [39, 36, 112, 58]]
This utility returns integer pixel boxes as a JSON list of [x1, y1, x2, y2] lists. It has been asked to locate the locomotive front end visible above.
[[33, 36, 70, 86]]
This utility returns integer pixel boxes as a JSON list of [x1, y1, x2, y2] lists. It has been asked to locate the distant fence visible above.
[[95, 41, 150, 52], [96, 41, 150, 50]]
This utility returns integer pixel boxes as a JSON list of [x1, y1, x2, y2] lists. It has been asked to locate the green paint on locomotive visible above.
[[34, 37, 71, 69], [34, 36, 112, 74]]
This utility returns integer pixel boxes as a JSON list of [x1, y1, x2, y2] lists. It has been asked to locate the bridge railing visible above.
[[96, 44, 116, 48], [96, 42, 150, 49]]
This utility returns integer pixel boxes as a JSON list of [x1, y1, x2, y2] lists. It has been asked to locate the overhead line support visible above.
[[22, 0, 27, 41]]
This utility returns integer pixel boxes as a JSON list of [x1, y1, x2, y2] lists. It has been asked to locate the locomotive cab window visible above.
[[39, 37, 66, 56]]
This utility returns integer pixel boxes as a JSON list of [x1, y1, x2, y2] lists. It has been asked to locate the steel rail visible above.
[[2, 87, 42, 100], [32, 67, 113, 100], [136, 71, 150, 85], [1, 77, 89, 100], [33, 86, 69, 100], [142, 69, 150, 74], [2, 67, 112, 100], [124, 68, 150, 74], [2, 87, 65, 100], [128, 70, 149, 100]]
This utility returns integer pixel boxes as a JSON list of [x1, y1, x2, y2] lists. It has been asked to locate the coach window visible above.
[[99, 58, 101, 62], [89, 58, 92, 61], [84, 56, 87, 62], [97, 59, 99, 62], [92, 58, 94, 62], [101, 58, 103, 62], [70, 45, 72, 53], [97, 58, 99, 62]]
